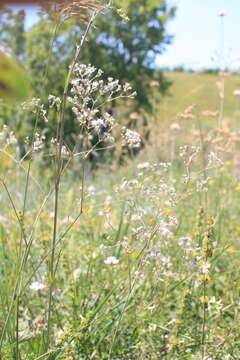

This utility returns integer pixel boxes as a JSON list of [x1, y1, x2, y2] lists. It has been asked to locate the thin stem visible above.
[[218, 15, 225, 128], [80, 156, 86, 214], [0, 188, 52, 350], [45, 11, 98, 350], [201, 280, 207, 360]]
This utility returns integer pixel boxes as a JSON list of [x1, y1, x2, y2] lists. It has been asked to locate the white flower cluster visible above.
[[67, 63, 137, 145], [0, 125, 17, 148], [29, 281, 46, 291], [121, 127, 141, 149], [112, 162, 178, 278], [33, 132, 46, 151], [207, 151, 223, 167], [22, 97, 48, 122], [48, 94, 61, 109], [179, 145, 200, 166]]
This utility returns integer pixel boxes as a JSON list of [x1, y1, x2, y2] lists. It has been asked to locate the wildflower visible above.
[[68, 63, 136, 146], [60, 216, 74, 225], [73, 268, 81, 281], [177, 104, 195, 120], [121, 127, 141, 148], [200, 261, 211, 274], [87, 185, 95, 193], [170, 122, 180, 131], [202, 110, 219, 117], [131, 214, 141, 221], [207, 151, 223, 166], [29, 281, 46, 291], [48, 94, 61, 109], [199, 296, 208, 304], [150, 80, 160, 88], [178, 237, 191, 247], [137, 162, 150, 169], [218, 9, 226, 17], [161, 256, 172, 268], [104, 256, 119, 265], [52, 289, 62, 296], [233, 89, 240, 96], [33, 132, 46, 151]]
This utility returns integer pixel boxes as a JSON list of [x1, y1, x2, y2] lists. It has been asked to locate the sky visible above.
[[10, 0, 240, 70], [157, 0, 240, 70]]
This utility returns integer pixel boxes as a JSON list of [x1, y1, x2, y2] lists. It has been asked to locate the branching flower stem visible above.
[[46, 10, 100, 350]]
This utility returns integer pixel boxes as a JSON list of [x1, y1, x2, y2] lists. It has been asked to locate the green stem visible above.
[[201, 280, 207, 359], [45, 11, 98, 350]]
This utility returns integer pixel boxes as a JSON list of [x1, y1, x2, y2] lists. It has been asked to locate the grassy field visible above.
[[1, 68, 240, 360], [159, 71, 240, 123]]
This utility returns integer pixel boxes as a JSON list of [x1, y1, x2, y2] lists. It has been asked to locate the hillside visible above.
[[158, 71, 240, 123]]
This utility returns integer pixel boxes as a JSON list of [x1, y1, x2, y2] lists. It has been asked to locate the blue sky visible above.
[[10, 1, 240, 70], [157, 0, 240, 70]]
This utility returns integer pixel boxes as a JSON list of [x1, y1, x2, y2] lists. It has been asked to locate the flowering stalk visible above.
[[218, 10, 226, 128], [45, 10, 99, 349]]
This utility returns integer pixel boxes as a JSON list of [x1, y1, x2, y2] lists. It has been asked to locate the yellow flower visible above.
[[224, 161, 232, 166], [199, 296, 208, 304], [102, 205, 110, 213], [80, 249, 88, 255], [128, 252, 139, 258], [227, 246, 236, 253], [236, 183, 240, 192], [147, 218, 156, 225]]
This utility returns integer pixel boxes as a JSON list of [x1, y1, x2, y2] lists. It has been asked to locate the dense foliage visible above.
[[0, 1, 175, 150]]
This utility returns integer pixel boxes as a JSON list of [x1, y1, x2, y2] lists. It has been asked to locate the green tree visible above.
[[0, 1, 176, 162], [0, 7, 25, 58], [83, 0, 176, 109], [24, 0, 176, 107]]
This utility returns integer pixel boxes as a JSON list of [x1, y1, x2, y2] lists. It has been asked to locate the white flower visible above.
[[87, 185, 95, 194], [29, 282, 46, 291], [104, 256, 119, 265], [121, 127, 141, 148], [60, 216, 74, 225], [201, 262, 211, 274], [178, 237, 191, 247], [137, 162, 150, 169], [233, 89, 240, 96], [131, 214, 141, 221], [170, 122, 180, 131], [73, 268, 81, 281], [218, 9, 226, 16], [161, 256, 172, 268]]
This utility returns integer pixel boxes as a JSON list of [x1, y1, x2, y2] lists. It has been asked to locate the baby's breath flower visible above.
[[137, 162, 150, 169], [67, 63, 136, 147], [29, 282, 46, 291], [200, 261, 211, 274], [48, 94, 61, 109], [121, 127, 141, 148], [104, 256, 119, 265]]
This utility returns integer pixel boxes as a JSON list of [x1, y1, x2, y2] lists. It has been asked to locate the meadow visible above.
[[1, 4, 240, 360]]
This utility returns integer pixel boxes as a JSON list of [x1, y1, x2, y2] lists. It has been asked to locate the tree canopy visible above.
[[0, 1, 176, 159]]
